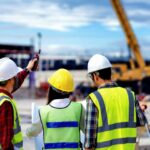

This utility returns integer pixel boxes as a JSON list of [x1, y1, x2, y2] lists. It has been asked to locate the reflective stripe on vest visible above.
[[39, 101, 82, 149], [90, 87, 136, 149], [13, 108, 23, 150], [0, 94, 23, 150], [96, 137, 136, 148], [46, 121, 78, 128], [45, 142, 79, 149]]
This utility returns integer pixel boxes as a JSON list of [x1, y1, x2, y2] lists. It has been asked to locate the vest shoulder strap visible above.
[[0, 95, 11, 105]]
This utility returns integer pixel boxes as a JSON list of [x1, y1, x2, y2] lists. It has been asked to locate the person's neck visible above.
[[0, 86, 11, 93], [97, 80, 112, 87]]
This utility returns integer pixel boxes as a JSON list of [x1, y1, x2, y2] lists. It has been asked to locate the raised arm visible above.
[[12, 58, 37, 93]]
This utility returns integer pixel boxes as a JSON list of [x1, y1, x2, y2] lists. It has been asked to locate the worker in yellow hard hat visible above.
[[0, 57, 38, 150], [84, 54, 147, 150], [26, 68, 84, 150]]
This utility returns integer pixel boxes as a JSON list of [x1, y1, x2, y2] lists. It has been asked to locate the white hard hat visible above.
[[88, 54, 112, 73], [0, 57, 22, 82]]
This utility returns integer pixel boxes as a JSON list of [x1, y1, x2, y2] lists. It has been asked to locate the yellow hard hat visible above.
[[48, 68, 74, 93]]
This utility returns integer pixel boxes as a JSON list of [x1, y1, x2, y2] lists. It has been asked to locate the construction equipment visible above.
[[110, 1, 150, 143], [110, 0, 150, 82]]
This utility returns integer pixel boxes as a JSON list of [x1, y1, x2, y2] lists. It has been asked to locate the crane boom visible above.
[[110, 0, 145, 69]]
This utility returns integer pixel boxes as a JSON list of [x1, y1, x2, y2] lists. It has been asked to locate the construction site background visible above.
[[13, 84, 150, 150]]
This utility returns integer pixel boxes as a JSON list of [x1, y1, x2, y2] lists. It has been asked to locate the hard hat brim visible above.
[[17, 67, 23, 72], [0, 67, 23, 82]]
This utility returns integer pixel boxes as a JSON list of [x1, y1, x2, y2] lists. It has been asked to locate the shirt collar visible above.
[[0, 88, 13, 99], [50, 98, 70, 108], [98, 81, 118, 89]]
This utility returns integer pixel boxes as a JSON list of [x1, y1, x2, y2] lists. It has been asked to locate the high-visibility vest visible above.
[[0, 93, 23, 150], [89, 87, 136, 150], [39, 101, 82, 150]]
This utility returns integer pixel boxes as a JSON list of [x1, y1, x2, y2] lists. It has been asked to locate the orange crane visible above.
[[110, 0, 150, 81]]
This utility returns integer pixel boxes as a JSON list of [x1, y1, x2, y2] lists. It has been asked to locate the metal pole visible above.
[[37, 32, 42, 51]]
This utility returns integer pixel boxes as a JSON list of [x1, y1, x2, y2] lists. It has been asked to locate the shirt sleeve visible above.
[[26, 121, 42, 138], [26, 105, 42, 137], [0, 101, 14, 150], [78, 100, 86, 132], [84, 97, 98, 148], [12, 69, 29, 93]]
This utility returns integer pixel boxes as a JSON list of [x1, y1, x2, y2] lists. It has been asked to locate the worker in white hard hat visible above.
[[26, 68, 85, 150], [0, 57, 38, 150], [84, 54, 147, 150]]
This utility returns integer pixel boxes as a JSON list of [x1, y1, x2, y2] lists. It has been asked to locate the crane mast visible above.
[[110, 0, 145, 69]]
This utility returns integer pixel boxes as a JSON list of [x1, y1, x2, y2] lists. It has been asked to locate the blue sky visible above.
[[0, 0, 150, 59]]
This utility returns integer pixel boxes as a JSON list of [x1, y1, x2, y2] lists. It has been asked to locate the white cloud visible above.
[[45, 44, 130, 58], [0, 1, 107, 31], [98, 17, 120, 30], [46, 44, 86, 55], [0, 0, 149, 31], [0, 0, 122, 31], [125, 12, 150, 30], [125, 0, 150, 4], [128, 9, 150, 17]]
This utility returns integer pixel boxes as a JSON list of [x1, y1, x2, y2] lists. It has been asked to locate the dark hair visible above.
[[47, 86, 71, 104], [97, 68, 111, 80], [0, 80, 8, 86]]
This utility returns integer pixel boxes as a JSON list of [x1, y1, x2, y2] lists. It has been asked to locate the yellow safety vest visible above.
[[39, 101, 82, 150], [89, 87, 136, 150], [0, 93, 23, 150]]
